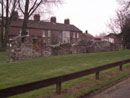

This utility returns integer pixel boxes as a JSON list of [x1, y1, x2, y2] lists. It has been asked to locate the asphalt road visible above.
[[85, 77, 130, 98]]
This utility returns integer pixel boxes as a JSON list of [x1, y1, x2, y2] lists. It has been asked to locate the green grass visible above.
[[68, 69, 130, 98], [0, 49, 130, 98]]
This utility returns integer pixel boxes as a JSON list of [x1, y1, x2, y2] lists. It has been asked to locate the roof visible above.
[[10, 19, 82, 32], [105, 33, 118, 38], [85, 33, 94, 38], [94, 37, 101, 40]]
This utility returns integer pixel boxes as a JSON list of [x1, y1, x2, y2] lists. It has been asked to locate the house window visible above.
[[62, 31, 70, 43], [109, 38, 114, 43], [73, 33, 76, 38], [77, 33, 79, 38], [19, 29, 22, 36], [48, 30, 51, 37], [48, 39, 51, 43], [19, 29, 29, 36], [26, 29, 29, 36], [42, 30, 46, 37]]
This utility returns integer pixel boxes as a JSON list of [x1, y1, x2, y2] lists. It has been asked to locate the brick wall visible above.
[[7, 26, 81, 44]]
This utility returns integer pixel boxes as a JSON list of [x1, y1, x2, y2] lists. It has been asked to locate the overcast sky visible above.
[[52, 0, 119, 36], [0, 0, 119, 36]]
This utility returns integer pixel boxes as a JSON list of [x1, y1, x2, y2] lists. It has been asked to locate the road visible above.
[[84, 77, 130, 98]]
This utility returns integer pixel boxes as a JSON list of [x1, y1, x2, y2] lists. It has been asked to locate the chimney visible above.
[[50, 17, 56, 23], [34, 14, 40, 21], [85, 30, 88, 34], [12, 11, 18, 20], [64, 19, 70, 25]]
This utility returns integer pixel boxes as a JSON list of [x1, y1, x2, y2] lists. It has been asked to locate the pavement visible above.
[[84, 77, 130, 98]]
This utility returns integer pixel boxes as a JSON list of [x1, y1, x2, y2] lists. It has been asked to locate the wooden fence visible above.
[[0, 59, 130, 98]]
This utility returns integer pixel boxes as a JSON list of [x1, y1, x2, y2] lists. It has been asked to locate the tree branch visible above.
[[18, 0, 24, 14], [29, 0, 43, 17], [28, 0, 38, 14]]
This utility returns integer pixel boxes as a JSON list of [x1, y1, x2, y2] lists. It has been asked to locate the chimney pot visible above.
[[85, 30, 88, 34], [12, 11, 18, 20], [51, 17, 56, 23], [64, 19, 70, 25], [34, 14, 40, 21]]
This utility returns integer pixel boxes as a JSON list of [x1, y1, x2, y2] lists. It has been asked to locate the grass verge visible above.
[[67, 65, 130, 98], [0, 49, 130, 98]]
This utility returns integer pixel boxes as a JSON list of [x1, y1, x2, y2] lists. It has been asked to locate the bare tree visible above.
[[117, 0, 130, 11], [0, 0, 19, 49], [112, 0, 130, 48], [107, 10, 126, 34], [106, 0, 130, 35], [0, 0, 4, 49], [18, 0, 62, 36], [0, 0, 61, 49]]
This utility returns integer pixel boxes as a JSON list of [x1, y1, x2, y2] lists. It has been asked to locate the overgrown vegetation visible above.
[[0, 50, 130, 98], [107, 0, 130, 48]]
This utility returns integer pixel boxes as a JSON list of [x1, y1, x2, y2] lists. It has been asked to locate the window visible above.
[[48, 30, 51, 37], [77, 33, 79, 38], [26, 29, 29, 36], [19, 29, 29, 36], [62, 31, 70, 43], [48, 39, 51, 43], [109, 38, 114, 43], [19, 29, 22, 36], [42, 30, 46, 37], [73, 33, 76, 38]]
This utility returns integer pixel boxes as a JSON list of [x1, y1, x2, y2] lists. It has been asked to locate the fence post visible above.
[[56, 82, 61, 94], [96, 71, 99, 80], [120, 64, 123, 71]]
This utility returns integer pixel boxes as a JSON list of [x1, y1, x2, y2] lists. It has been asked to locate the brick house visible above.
[[1, 12, 82, 45]]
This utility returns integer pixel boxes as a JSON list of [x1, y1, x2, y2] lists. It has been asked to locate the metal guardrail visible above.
[[0, 59, 130, 97]]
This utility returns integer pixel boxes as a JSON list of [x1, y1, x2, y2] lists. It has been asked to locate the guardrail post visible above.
[[96, 71, 99, 80], [120, 64, 123, 71], [56, 82, 61, 94]]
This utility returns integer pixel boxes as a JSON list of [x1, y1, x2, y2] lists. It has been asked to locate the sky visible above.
[[0, 0, 119, 36], [52, 0, 119, 36]]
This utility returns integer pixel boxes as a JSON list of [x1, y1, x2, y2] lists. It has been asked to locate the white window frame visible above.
[[48, 39, 51, 43], [73, 33, 76, 38], [48, 30, 51, 37], [77, 33, 79, 38], [42, 30, 46, 37], [62, 31, 70, 43], [19, 29, 22, 36]]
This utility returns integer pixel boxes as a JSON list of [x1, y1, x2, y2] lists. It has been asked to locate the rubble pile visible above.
[[8, 36, 117, 62], [8, 36, 52, 62]]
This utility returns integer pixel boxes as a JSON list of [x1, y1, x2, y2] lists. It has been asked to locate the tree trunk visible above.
[[3, 0, 9, 49], [0, 0, 4, 50], [21, 0, 29, 36]]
